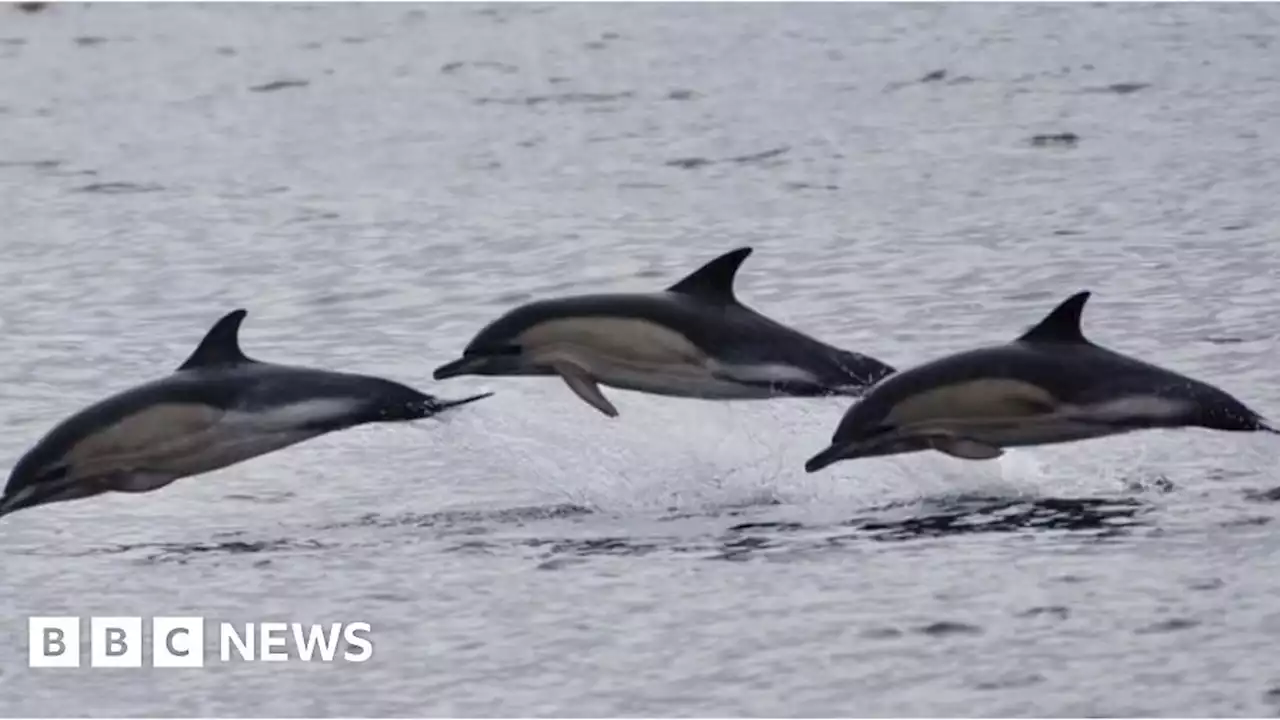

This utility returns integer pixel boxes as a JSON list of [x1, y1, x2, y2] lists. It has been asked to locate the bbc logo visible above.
[[29, 616, 204, 668], [29, 616, 373, 667]]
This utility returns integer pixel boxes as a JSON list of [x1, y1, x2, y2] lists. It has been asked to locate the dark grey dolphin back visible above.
[[457, 247, 756, 355], [178, 309, 255, 370]]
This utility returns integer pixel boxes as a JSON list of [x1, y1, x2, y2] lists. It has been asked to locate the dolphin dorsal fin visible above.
[[1017, 291, 1091, 344], [666, 247, 753, 305], [178, 309, 253, 370]]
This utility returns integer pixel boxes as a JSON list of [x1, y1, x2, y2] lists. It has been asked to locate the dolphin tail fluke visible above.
[[425, 392, 494, 416]]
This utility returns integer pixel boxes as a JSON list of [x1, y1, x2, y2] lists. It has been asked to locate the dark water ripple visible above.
[[396, 495, 1158, 564]]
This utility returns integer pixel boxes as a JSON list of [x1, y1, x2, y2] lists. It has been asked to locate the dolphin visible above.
[[805, 291, 1277, 472], [0, 309, 491, 520], [432, 247, 895, 417]]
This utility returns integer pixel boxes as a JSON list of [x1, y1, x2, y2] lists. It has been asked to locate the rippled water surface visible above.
[[2, 3, 1280, 717]]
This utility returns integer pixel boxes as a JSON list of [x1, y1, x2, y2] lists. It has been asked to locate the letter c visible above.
[[166, 627, 190, 657]]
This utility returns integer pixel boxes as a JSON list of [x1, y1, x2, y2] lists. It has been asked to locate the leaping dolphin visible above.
[[0, 309, 491, 520], [805, 291, 1277, 472], [432, 247, 895, 417]]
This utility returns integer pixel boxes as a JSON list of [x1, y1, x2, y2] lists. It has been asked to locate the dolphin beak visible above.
[[804, 444, 845, 473], [433, 356, 486, 380], [0, 465, 94, 521], [805, 431, 950, 471]]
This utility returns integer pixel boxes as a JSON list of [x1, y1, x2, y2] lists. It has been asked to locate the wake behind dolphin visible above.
[[806, 291, 1278, 472], [0, 309, 491, 520], [433, 247, 895, 417]]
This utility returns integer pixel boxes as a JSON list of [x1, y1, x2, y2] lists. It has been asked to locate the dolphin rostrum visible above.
[[0, 309, 491, 520], [432, 247, 895, 417], [805, 291, 1277, 472]]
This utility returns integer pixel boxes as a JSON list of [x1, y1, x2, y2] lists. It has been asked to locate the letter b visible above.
[[47, 628, 66, 656], [106, 627, 128, 656], [28, 617, 80, 668], [91, 617, 141, 667]]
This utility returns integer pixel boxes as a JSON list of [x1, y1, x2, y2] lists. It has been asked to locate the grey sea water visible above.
[[1, 2, 1279, 717]]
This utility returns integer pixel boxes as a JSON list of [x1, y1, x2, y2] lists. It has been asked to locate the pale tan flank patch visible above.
[[520, 318, 709, 371], [63, 402, 225, 477], [887, 378, 1059, 426]]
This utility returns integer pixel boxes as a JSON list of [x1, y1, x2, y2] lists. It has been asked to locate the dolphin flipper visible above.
[[551, 361, 619, 418]]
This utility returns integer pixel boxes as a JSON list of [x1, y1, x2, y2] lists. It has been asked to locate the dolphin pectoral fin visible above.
[[551, 361, 619, 418], [928, 436, 1005, 461]]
